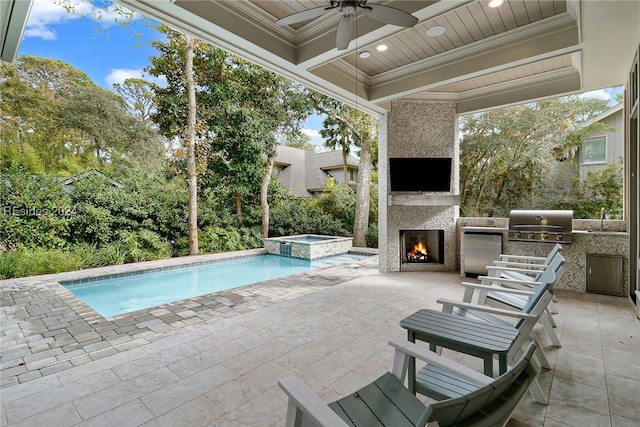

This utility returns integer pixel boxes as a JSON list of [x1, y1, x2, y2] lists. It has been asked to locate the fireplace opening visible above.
[[400, 230, 444, 264]]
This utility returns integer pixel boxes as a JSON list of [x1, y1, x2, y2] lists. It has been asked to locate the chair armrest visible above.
[[388, 338, 491, 386], [436, 297, 538, 319], [461, 282, 535, 305], [498, 254, 547, 263], [491, 261, 548, 270], [278, 376, 348, 427], [476, 276, 543, 288], [486, 265, 546, 275]]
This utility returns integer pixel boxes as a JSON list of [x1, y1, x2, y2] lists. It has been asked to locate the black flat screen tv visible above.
[[389, 157, 452, 192]]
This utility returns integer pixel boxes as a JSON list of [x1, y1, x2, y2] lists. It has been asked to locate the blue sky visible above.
[[17, 0, 620, 147]]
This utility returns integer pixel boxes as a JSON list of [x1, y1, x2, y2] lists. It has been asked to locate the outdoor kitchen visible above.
[[459, 214, 630, 296]]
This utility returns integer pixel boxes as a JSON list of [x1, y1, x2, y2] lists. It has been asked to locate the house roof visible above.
[[578, 102, 624, 130], [59, 169, 124, 189]]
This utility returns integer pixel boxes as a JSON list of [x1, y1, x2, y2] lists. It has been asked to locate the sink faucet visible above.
[[600, 207, 605, 231]]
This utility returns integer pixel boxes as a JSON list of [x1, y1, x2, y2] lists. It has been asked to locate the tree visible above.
[[148, 27, 311, 237], [185, 34, 199, 255], [311, 92, 377, 246], [459, 96, 611, 217], [1, 56, 163, 175]]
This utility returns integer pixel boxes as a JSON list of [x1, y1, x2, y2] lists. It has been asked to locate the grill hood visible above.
[[508, 210, 573, 243]]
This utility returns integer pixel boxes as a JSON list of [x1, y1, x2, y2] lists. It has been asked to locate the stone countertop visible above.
[[461, 226, 508, 232]]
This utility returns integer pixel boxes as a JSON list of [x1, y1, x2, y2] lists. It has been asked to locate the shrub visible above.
[[2, 247, 82, 278], [200, 226, 262, 253], [269, 199, 349, 237]]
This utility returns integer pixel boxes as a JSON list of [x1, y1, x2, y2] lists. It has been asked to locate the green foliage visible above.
[[313, 179, 356, 230], [0, 247, 82, 278], [119, 229, 173, 262], [199, 226, 262, 253], [460, 96, 611, 217], [549, 162, 624, 219], [270, 198, 349, 237], [366, 223, 379, 248], [0, 171, 72, 250]]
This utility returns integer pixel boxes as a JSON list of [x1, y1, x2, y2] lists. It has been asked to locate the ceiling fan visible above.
[[275, 1, 418, 50]]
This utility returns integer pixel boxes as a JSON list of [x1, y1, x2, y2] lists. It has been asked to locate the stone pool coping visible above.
[[0, 248, 378, 388]]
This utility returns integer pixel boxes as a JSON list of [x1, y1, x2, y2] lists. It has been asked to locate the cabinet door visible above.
[[586, 254, 623, 296]]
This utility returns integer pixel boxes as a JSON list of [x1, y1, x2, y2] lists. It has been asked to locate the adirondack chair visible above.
[[278, 339, 540, 427], [486, 243, 563, 314], [435, 280, 557, 404], [468, 252, 565, 347]]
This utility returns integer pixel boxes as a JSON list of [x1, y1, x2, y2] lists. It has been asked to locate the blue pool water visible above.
[[64, 253, 365, 317]]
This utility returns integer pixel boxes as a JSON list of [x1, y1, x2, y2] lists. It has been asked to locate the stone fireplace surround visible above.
[[379, 101, 459, 273]]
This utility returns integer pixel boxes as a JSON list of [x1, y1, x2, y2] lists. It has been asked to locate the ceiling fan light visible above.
[[359, 51, 371, 59], [426, 25, 446, 37], [488, 0, 504, 8]]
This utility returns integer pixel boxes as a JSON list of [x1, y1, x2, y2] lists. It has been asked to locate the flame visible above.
[[408, 241, 428, 258]]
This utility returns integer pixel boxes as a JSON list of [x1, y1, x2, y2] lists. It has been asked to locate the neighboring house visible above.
[[58, 169, 124, 193], [576, 102, 624, 180], [273, 145, 359, 197]]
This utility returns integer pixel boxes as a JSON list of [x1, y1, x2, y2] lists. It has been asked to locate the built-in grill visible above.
[[508, 210, 573, 243]]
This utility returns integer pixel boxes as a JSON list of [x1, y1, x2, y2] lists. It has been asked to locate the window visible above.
[[349, 169, 358, 183], [580, 136, 607, 164]]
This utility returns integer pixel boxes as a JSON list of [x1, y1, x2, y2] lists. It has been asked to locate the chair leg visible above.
[[540, 315, 561, 347], [547, 299, 559, 315], [529, 378, 549, 404], [531, 336, 551, 369], [545, 309, 558, 328]]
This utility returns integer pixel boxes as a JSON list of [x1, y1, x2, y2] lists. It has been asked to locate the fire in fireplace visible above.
[[401, 230, 444, 264], [407, 241, 430, 263]]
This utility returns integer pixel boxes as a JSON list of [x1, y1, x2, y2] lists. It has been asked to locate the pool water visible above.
[[64, 253, 365, 317]]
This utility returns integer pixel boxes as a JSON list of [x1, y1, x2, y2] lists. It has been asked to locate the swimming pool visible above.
[[63, 253, 365, 317]]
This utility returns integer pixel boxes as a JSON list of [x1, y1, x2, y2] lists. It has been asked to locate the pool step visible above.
[[311, 254, 366, 268]]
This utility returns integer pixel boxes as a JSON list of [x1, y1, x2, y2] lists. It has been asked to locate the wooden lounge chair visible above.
[[486, 243, 563, 314], [434, 279, 557, 404], [278, 339, 540, 427], [469, 252, 565, 347]]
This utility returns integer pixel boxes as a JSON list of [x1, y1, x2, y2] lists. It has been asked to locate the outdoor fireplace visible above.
[[400, 230, 444, 265]]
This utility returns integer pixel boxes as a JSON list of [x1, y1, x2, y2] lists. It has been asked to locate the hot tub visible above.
[[264, 234, 353, 260]]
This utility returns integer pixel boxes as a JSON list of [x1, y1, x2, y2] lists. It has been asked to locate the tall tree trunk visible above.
[[261, 156, 274, 238], [234, 192, 243, 226], [185, 34, 199, 255], [353, 133, 373, 247], [342, 142, 349, 186]]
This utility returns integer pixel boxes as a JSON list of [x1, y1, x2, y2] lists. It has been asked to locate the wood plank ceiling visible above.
[[115, 0, 638, 114]]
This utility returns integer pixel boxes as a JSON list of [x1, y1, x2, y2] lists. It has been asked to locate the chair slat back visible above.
[[422, 343, 538, 427]]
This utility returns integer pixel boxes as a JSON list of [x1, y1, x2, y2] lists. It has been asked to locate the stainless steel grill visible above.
[[508, 210, 573, 243]]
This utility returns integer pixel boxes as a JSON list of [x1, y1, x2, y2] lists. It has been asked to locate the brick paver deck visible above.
[[1, 248, 378, 388]]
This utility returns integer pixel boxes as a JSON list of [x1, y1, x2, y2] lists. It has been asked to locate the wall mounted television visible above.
[[389, 157, 452, 192]]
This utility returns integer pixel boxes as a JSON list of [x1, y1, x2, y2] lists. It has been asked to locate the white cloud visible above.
[[105, 68, 166, 87], [105, 68, 143, 86], [579, 89, 610, 101], [25, 0, 82, 41], [24, 0, 140, 41], [301, 128, 321, 138]]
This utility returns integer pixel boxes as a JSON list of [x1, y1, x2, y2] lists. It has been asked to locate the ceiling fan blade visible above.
[[275, 6, 335, 26], [336, 15, 355, 50], [364, 4, 418, 27]]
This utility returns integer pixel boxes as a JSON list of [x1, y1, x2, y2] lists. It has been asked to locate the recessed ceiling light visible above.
[[426, 25, 446, 37], [359, 51, 371, 59], [376, 44, 388, 52], [488, 0, 504, 7]]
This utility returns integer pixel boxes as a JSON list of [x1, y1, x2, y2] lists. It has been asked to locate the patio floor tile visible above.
[[1, 252, 639, 426]]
